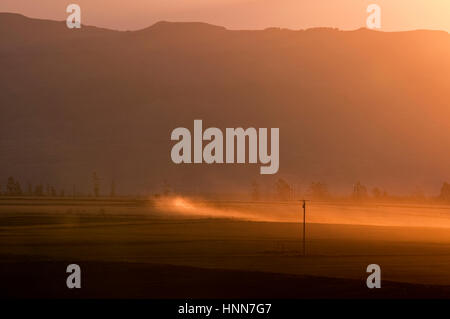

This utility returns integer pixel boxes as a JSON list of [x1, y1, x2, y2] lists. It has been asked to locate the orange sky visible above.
[[1, 0, 449, 31]]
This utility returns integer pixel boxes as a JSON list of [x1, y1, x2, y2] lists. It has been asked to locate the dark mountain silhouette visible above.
[[1, 12, 449, 195]]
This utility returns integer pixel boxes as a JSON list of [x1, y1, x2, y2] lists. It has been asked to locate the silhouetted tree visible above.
[[162, 180, 171, 196], [439, 182, 450, 201], [275, 178, 292, 200], [307, 182, 329, 200], [352, 181, 368, 200], [372, 187, 381, 199], [93, 172, 100, 197], [110, 180, 116, 197], [14, 181, 22, 196], [34, 184, 44, 196], [6, 177, 15, 195], [251, 181, 260, 201]]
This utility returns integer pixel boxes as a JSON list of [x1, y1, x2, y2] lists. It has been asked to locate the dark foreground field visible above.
[[1, 197, 450, 298], [2, 259, 450, 299]]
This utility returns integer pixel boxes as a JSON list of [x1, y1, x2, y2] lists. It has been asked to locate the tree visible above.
[[162, 180, 171, 196], [307, 182, 329, 200], [439, 182, 450, 201], [93, 172, 100, 197], [6, 177, 15, 195], [251, 181, 260, 201], [275, 178, 292, 201], [14, 181, 22, 196], [110, 180, 116, 197], [34, 184, 44, 196], [353, 181, 368, 200], [372, 187, 382, 199]]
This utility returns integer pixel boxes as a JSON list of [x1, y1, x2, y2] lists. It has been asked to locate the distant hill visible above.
[[1, 13, 449, 196]]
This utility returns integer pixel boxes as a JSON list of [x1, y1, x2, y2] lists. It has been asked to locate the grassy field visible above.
[[1, 197, 450, 298]]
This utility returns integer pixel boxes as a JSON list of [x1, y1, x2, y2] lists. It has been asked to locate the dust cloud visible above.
[[155, 196, 450, 229]]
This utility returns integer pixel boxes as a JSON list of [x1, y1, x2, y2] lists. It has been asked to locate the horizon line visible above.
[[1, 11, 449, 35]]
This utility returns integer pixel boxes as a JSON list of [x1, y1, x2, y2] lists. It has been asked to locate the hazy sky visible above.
[[1, 0, 449, 31]]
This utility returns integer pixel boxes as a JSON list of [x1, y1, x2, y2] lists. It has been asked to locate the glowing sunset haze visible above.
[[1, 0, 449, 31]]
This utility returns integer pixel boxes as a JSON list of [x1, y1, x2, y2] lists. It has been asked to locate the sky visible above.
[[0, 0, 449, 32]]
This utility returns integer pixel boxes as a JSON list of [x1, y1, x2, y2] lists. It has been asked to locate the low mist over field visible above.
[[156, 196, 450, 231]]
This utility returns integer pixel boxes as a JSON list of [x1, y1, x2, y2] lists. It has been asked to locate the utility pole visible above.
[[302, 200, 306, 256], [300, 200, 310, 256]]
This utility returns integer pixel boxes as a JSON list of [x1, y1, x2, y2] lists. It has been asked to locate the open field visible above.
[[1, 197, 450, 298]]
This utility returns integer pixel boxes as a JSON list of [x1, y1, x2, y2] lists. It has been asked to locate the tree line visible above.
[[0, 173, 116, 198], [0, 176, 64, 197], [252, 178, 450, 202]]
